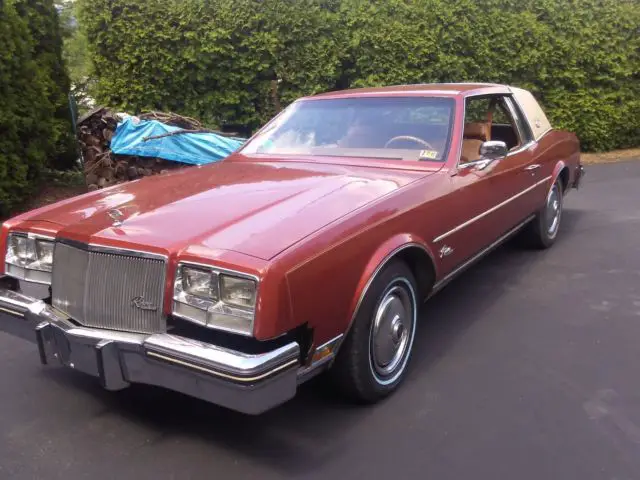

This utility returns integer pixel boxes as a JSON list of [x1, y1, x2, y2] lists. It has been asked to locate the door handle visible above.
[[524, 164, 541, 171]]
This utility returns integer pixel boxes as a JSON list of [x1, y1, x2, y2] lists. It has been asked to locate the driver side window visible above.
[[461, 95, 523, 164]]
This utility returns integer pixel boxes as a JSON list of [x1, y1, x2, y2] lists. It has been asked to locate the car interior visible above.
[[461, 96, 523, 163], [337, 120, 451, 153]]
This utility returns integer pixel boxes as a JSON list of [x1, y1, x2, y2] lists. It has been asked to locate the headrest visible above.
[[464, 122, 489, 141]]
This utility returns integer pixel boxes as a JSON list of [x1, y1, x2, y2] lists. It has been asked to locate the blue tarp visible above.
[[110, 116, 244, 165]]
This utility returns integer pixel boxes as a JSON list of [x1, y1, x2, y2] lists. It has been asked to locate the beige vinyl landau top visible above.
[[509, 86, 552, 141]]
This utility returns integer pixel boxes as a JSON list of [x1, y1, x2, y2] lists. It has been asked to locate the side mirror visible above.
[[459, 140, 508, 172], [480, 140, 508, 160]]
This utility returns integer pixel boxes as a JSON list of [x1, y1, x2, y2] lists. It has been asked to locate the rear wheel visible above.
[[330, 260, 418, 403], [521, 179, 563, 249]]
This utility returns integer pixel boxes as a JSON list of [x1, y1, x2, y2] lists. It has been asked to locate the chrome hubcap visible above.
[[370, 282, 415, 383], [546, 185, 561, 237]]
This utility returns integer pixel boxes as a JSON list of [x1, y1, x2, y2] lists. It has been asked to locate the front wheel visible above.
[[521, 179, 564, 249], [330, 260, 418, 403]]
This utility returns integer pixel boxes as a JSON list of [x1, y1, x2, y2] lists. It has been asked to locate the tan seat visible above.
[[461, 122, 490, 163]]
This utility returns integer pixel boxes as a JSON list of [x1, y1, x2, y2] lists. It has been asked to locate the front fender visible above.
[[341, 233, 437, 345]]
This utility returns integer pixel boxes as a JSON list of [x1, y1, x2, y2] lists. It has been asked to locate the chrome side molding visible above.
[[433, 175, 551, 243], [431, 215, 535, 295]]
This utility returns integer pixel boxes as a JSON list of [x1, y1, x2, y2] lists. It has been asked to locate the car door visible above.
[[434, 94, 538, 275], [503, 95, 548, 215]]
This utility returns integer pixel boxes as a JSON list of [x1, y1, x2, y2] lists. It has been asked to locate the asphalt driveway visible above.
[[2, 160, 640, 480]]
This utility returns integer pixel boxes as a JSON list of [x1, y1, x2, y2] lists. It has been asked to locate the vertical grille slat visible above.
[[52, 243, 166, 334]]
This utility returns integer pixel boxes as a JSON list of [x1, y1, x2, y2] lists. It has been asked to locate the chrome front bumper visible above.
[[0, 286, 300, 414]]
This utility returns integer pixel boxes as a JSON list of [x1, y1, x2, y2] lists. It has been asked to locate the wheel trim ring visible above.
[[546, 183, 562, 238], [368, 277, 417, 386]]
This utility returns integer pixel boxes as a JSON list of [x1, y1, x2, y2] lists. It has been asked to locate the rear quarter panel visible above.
[[531, 129, 581, 206]]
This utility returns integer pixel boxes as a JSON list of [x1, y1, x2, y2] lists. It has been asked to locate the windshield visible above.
[[241, 97, 455, 161]]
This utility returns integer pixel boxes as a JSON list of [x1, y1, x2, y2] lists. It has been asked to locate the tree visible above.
[[15, 0, 77, 169], [57, 0, 95, 114], [0, 0, 76, 218]]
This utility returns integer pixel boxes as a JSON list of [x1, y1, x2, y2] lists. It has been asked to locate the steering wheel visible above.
[[384, 135, 435, 150]]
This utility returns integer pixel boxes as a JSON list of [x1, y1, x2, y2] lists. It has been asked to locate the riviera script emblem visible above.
[[107, 208, 124, 226], [131, 296, 158, 311]]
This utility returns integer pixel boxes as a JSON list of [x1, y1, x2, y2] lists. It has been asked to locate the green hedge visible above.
[[0, 0, 75, 218], [79, 0, 639, 151], [79, 0, 343, 135]]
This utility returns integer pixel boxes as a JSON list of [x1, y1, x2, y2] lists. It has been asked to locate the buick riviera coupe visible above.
[[0, 84, 584, 414]]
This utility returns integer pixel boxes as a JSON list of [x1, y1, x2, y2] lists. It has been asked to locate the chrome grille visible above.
[[52, 242, 167, 333]]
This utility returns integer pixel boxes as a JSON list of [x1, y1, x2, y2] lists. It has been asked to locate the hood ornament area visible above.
[[107, 208, 125, 227]]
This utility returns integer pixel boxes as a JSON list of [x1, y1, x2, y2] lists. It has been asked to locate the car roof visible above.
[[307, 83, 512, 100]]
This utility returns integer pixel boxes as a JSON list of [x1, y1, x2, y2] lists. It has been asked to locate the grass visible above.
[[581, 147, 640, 165]]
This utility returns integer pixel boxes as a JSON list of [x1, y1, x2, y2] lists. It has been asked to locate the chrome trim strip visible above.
[[335, 243, 435, 355], [433, 175, 552, 243], [431, 215, 535, 295], [537, 127, 553, 139], [89, 244, 167, 260], [171, 306, 254, 337], [54, 238, 168, 260], [506, 140, 534, 156], [458, 158, 494, 170], [0, 288, 46, 312], [144, 334, 299, 375], [9, 231, 55, 241], [27, 233, 55, 241], [315, 334, 344, 353], [503, 95, 529, 146], [297, 352, 335, 384], [145, 351, 298, 383], [297, 333, 344, 382], [65, 326, 147, 345], [452, 94, 467, 173], [175, 260, 259, 282], [0, 306, 23, 317], [3, 264, 52, 285]]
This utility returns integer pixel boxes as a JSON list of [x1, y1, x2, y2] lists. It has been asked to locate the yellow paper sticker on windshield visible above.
[[419, 150, 438, 160]]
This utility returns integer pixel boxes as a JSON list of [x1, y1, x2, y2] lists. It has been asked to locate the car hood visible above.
[[24, 159, 435, 260]]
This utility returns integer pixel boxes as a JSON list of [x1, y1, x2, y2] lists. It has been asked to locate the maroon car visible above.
[[0, 83, 584, 414]]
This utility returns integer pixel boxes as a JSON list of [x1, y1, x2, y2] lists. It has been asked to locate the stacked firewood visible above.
[[76, 107, 197, 191]]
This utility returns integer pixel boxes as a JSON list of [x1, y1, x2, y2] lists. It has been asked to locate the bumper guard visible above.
[[0, 286, 300, 414]]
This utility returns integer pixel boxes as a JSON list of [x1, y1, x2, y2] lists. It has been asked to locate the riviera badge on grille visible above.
[[131, 295, 158, 311]]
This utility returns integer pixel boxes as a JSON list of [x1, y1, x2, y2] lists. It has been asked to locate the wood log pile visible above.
[[76, 107, 200, 191]]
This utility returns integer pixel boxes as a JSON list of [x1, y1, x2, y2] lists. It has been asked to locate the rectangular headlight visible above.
[[220, 275, 256, 308], [172, 263, 257, 336], [4, 233, 54, 284], [182, 267, 219, 300]]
